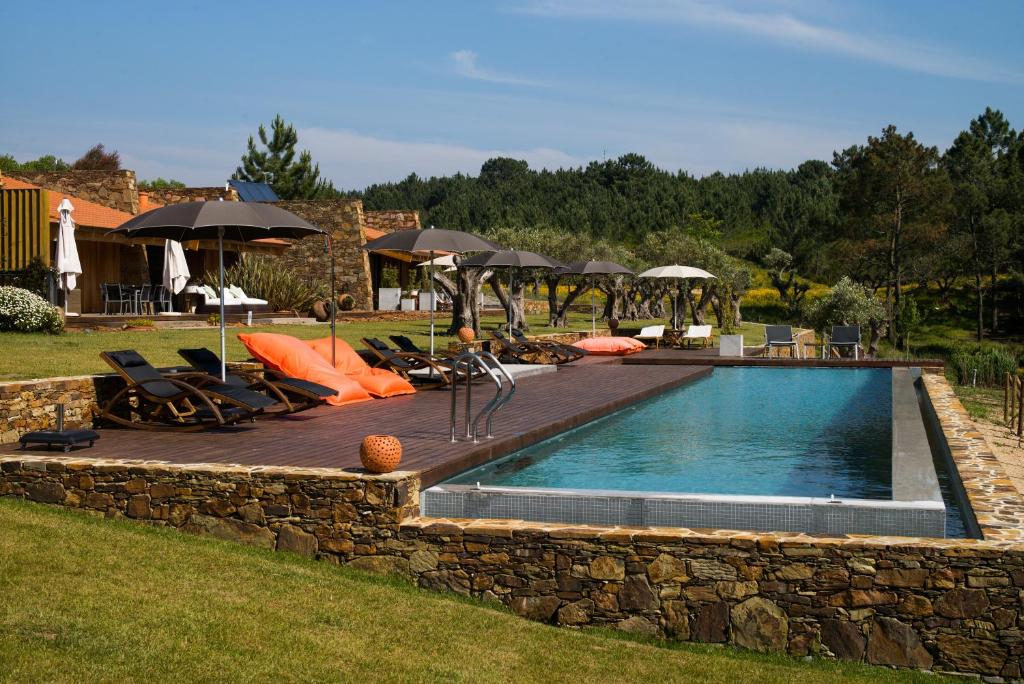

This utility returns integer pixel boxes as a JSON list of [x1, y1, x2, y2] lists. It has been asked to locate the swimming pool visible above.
[[447, 367, 892, 499], [424, 367, 965, 538]]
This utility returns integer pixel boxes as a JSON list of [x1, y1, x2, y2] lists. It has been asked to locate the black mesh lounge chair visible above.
[[361, 338, 466, 389], [490, 330, 562, 364], [389, 334, 449, 359], [178, 347, 336, 414], [97, 350, 278, 431], [829, 326, 863, 359], [764, 325, 799, 358], [509, 328, 586, 363]]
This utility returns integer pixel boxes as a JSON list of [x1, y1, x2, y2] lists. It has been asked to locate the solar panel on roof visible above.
[[227, 180, 280, 202]]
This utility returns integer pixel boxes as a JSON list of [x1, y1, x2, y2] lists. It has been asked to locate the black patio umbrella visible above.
[[112, 202, 326, 380], [362, 227, 501, 355], [458, 250, 564, 330], [561, 260, 635, 334]]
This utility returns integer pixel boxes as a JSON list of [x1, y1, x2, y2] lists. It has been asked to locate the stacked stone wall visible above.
[[10, 170, 139, 214], [145, 186, 240, 204], [364, 210, 420, 233], [0, 375, 120, 444], [273, 199, 373, 310], [0, 457, 418, 563]]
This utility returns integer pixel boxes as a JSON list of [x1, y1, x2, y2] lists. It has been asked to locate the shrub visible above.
[[948, 345, 1018, 387], [0, 286, 64, 334], [204, 255, 326, 312], [803, 277, 886, 335], [125, 318, 154, 328]]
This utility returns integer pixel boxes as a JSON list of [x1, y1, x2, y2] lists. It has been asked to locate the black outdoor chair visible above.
[[97, 350, 279, 431], [764, 325, 799, 358], [509, 328, 586, 363], [101, 283, 131, 315], [178, 347, 337, 414], [829, 326, 863, 359], [362, 337, 485, 389]]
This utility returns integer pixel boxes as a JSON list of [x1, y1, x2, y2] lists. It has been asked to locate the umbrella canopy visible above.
[[362, 227, 501, 355], [362, 228, 499, 253], [560, 260, 634, 334], [459, 250, 563, 269], [459, 250, 563, 329], [636, 264, 716, 280], [162, 239, 191, 298], [637, 264, 716, 329], [416, 254, 458, 269], [112, 202, 325, 380], [56, 199, 82, 301], [113, 201, 322, 241]]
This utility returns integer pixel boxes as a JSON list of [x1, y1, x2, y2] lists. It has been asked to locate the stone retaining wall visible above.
[[0, 457, 419, 564], [0, 375, 116, 444], [395, 518, 1024, 678]]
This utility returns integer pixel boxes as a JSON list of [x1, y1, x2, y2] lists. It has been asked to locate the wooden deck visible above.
[[5, 358, 711, 487]]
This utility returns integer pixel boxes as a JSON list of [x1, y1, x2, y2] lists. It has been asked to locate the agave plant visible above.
[[204, 255, 326, 313]]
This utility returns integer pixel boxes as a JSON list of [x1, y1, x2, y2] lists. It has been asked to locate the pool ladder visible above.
[[449, 351, 516, 443]]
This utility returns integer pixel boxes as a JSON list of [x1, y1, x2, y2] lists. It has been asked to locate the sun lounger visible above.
[[194, 285, 245, 315], [682, 325, 713, 348], [178, 347, 336, 414], [227, 285, 270, 313], [97, 350, 278, 431], [634, 325, 666, 348], [829, 325, 863, 359], [764, 325, 799, 358], [509, 328, 586, 362], [362, 337, 476, 388], [490, 330, 563, 364]]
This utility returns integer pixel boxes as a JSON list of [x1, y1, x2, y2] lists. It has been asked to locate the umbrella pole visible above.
[[591, 275, 596, 335], [218, 227, 226, 382], [330, 236, 336, 367], [508, 268, 513, 331], [429, 250, 436, 357]]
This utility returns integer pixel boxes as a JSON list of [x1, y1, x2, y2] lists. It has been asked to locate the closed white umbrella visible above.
[[416, 254, 457, 269], [162, 239, 191, 313], [55, 199, 82, 315], [636, 264, 716, 329]]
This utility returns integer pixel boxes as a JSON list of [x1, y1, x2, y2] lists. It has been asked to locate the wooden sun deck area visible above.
[[5, 356, 711, 487]]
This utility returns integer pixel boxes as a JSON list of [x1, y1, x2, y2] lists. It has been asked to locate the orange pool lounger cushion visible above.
[[306, 337, 416, 398], [572, 336, 647, 356], [237, 333, 373, 406]]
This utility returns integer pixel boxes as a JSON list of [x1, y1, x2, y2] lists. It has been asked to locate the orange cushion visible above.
[[305, 337, 416, 398], [237, 333, 373, 407], [573, 336, 647, 356]]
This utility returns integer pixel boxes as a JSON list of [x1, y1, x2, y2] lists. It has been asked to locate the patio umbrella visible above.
[[458, 250, 564, 330], [112, 202, 326, 381], [162, 239, 191, 312], [636, 264, 716, 329], [562, 261, 634, 334], [362, 226, 500, 355], [55, 199, 82, 316]]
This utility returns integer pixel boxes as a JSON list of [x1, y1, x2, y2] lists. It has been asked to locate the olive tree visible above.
[[803, 277, 887, 356]]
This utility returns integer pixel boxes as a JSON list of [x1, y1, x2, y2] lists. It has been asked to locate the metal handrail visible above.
[[449, 350, 515, 443], [476, 351, 516, 438]]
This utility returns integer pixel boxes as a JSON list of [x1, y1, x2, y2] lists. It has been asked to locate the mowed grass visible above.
[[0, 499, 949, 684], [0, 313, 767, 381]]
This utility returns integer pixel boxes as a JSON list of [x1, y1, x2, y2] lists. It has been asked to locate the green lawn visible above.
[[0, 499, 949, 683], [0, 313, 767, 381]]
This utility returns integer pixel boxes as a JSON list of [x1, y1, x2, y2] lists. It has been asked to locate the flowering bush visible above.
[[0, 286, 64, 334]]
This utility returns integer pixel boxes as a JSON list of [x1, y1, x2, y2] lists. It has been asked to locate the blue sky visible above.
[[2, 1, 1022, 189]]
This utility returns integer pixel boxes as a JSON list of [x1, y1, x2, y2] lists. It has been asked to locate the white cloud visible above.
[[450, 50, 545, 86], [300, 127, 586, 188], [517, 0, 1022, 83]]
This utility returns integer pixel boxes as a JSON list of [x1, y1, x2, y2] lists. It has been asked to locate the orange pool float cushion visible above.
[[237, 333, 373, 406], [305, 336, 416, 398], [572, 336, 647, 356]]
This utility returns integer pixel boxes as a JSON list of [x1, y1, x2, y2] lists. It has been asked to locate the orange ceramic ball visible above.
[[457, 327, 476, 343], [360, 435, 403, 473]]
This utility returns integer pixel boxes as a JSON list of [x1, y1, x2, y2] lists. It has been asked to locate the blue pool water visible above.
[[448, 367, 893, 499]]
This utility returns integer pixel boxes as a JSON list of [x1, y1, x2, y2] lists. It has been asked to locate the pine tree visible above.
[[233, 115, 333, 199]]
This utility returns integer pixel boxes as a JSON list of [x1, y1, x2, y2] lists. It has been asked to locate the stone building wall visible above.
[[364, 210, 420, 233], [273, 199, 374, 310], [0, 375, 121, 444], [144, 186, 240, 205], [10, 170, 140, 214]]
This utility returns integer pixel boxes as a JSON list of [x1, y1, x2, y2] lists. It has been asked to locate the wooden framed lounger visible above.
[[178, 347, 336, 415], [509, 328, 586, 363], [97, 350, 278, 431]]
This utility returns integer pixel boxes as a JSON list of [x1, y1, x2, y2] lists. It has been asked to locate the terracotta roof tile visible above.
[[1, 176, 134, 229]]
